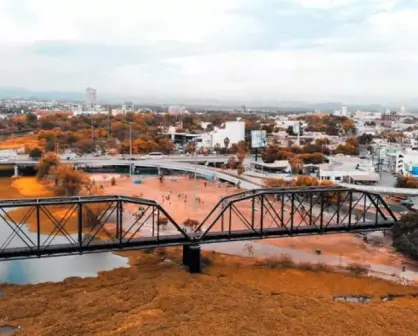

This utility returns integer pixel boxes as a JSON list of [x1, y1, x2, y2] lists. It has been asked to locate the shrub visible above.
[[155, 247, 167, 258], [183, 218, 199, 228], [392, 212, 418, 260], [158, 216, 169, 229], [201, 255, 213, 267], [255, 255, 295, 269], [346, 263, 369, 276], [298, 262, 334, 273]]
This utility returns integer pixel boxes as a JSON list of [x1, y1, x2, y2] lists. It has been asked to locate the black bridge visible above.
[[0, 187, 398, 272]]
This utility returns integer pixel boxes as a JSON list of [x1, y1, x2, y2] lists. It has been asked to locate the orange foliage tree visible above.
[[51, 165, 90, 196], [396, 176, 418, 189]]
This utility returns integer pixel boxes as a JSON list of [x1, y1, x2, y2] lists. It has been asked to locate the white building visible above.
[[85, 87, 97, 110], [317, 156, 379, 183], [341, 105, 348, 116], [211, 120, 245, 148], [168, 106, 186, 115]]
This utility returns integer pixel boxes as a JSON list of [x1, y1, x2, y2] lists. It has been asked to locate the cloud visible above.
[[0, 0, 417, 104]]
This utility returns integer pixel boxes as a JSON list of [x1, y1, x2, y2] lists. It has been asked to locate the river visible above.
[[0, 217, 128, 284]]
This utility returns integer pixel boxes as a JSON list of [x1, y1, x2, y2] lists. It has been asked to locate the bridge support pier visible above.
[[13, 165, 19, 177], [182, 244, 201, 273]]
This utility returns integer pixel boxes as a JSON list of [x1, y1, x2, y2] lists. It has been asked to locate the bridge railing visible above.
[[0, 195, 189, 259], [194, 187, 398, 242]]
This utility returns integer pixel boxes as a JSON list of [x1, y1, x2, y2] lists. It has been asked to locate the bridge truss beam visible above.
[[0, 188, 398, 273]]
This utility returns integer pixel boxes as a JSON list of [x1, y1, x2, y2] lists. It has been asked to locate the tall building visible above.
[[85, 87, 97, 110], [341, 105, 348, 116], [168, 106, 186, 115], [400, 105, 407, 116]]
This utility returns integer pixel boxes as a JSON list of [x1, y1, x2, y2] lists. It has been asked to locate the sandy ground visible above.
[[106, 175, 241, 224], [104, 175, 414, 269], [2, 250, 418, 336]]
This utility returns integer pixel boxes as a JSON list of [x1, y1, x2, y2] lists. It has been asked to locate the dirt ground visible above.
[[1, 250, 418, 336], [104, 175, 411, 268], [106, 175, 241, 224]]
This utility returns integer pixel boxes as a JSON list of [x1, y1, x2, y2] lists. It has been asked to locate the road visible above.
[[338, 183, 418, 196]]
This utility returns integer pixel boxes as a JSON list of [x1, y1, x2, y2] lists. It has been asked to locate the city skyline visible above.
[[0, 0, 417, 104]]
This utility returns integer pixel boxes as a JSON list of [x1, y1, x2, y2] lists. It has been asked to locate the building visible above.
[[33, 109, 74, 118], [85, 87, 97, 110], [211, 120, 245, 148], [341, 105, 348, 116], [316, 156, 379, 184], [168, 106, 186, 115]]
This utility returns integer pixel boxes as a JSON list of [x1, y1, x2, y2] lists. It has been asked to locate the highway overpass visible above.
[[338, 183, 418, 196]]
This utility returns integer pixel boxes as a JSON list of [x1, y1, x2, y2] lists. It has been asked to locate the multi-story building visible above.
[[85, 87, 97, 110]]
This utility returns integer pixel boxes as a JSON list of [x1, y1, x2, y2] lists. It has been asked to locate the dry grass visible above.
[[0, 135, 40, 150], [1, 250, 418, 336], [346, 263, 370, 276], [10, 177, 52, 198], [254, 254, 296, 268]]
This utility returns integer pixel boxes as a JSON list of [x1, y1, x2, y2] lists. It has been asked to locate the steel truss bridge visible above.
[[0, 187, 397, 273]]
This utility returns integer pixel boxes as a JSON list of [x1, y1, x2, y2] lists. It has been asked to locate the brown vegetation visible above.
[[1, 250, 418, 336]]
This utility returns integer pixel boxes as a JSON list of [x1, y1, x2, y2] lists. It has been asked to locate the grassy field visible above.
[[1, 177, 418, 335], [1, 251, 418, 336]]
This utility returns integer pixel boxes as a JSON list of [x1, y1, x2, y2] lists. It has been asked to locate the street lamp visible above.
[[127, 122, 133, 176], [193, 142, 198, 211]]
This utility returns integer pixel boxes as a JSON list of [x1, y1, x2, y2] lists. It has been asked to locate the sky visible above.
[[0, 0, 417, 104]]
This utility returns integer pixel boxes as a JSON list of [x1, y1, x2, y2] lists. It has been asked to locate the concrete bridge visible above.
[[3, 155, 229, 178], [6, 154, 418, 196], [338, 183, 418, 196]]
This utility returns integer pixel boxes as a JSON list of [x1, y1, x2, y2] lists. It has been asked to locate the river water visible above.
[[0, 218, 128, 284]]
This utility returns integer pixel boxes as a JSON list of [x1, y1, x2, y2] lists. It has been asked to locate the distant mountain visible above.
[[0, 86, 409, 111]]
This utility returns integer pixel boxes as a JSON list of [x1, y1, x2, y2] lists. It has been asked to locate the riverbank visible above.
[[1, 249, 418, 336], [1, 175, 416, 279]]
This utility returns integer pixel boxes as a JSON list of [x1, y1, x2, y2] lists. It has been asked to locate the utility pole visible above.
[[107, 108, 111, 140], [193, 143, 198, 211], [129, 122, 133, 176], [91, 118, 94, 142]]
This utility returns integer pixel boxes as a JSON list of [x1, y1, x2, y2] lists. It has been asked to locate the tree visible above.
[[224, 137, 230, 153], [185, 143, 196, 154], [51, 164, 90, 196], [36, 152, 60, 179], [289, 157, 303, 174], [315, 138, 330, 146], [392, 212, 418, 260], [264, 178, 288, 188], [358, 133, 373, 145], [28, 147, 43, 160], [286, 126, 295, 136], [76, 138, 95, 154], [183, 218, 199, 230], [226, 155, 239, 169], [214, 143, 221, 155], [396, 176, 418, 189], [237, 165, 245, 175]]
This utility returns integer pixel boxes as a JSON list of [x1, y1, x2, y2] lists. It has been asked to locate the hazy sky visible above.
[[0, 0, 417, 103]]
